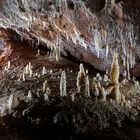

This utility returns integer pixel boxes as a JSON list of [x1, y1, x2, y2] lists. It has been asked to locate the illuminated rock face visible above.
[[0, 0, 140, 75]]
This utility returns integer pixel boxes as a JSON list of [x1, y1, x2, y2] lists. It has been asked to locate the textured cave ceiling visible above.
[[0, 0, 140, 75]]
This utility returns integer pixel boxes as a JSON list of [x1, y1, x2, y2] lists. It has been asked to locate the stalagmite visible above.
[[84, 75, 90, 97], [44, 93, 49, 101], [110, 51, 119, 84], [106, 86, 114, 95], [27, 90, 33, 99], [71, 93, 75, 102], [22, 73, 26, 81], [26, 62, 33, 77], [1, 103, 7, 116], [42, 67, 47, 75], [8, 94, 19, 111], [24, 62, 33, 76], [121, 78, 127, 84], [46, 87, 51, 95], [86, 70, 88, 74], [29, 62, 32, 71], [77, 63, 86, 93], [36, 49, 40, 57], [4, 61, 11, 70], [29, 69, 33, 77], [105, 44, 109, 58], [91, 81, 99, 97], [97, 81, 101, 88], [111, 83, 121, 103], [109, 51, 121, 103], [25, 64, 29, 74], [103, 74, 109, 82], [43, 80, 49, 93], [99, 87, 106, 102], [96, 73, 102, 80], [60, 71, 67, 96]]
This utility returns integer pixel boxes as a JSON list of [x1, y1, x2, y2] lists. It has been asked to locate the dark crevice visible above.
[[85, 0, 106, 12]]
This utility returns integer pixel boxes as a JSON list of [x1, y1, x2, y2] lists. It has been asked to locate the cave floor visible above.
[[0, 41, 140, 140]]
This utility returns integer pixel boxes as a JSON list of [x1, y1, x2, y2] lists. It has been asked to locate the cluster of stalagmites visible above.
[[0, 51, 139, 116]]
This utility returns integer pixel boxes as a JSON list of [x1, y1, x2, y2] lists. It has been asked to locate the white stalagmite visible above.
[[42, 67, 47, 75], [27, 90, 33, 99], [5, 61, 11, 70], [105, 44, 109, 58], [24, 62, 33, 76], [91, 81, 99, 97], [36, 49, 40, 56], [28, 62, 33, 77], [71, 93, 75, 102], [60, 71, 67, 96], [8, 94, 19, 111], [109, 51, 121, 103], [29, 69, 33, 77], [43, 80, 51, 98], [43, 80, 48, 93], [25, 64, 29, 74], [106, 86, 114, 95], [103, 74, 109, 82], [110, 51, 119, 83], [84, 75, 90, 97], [45, 87, 51, 95], [96, 73, 102, 81], [28, 62, 32, 71], [94, 83, 99, 97], [99, 87, 106, 102], [22, 73, 26, 81], [1, 103, 7, 116], [77, 63, 86, 93], [44, 93, 49, 101]]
